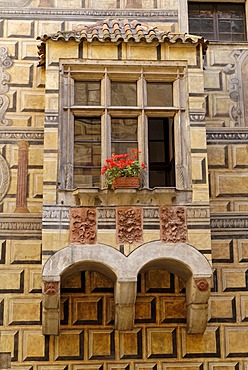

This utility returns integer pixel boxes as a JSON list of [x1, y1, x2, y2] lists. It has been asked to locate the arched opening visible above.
[[42, 242, 212, 335]]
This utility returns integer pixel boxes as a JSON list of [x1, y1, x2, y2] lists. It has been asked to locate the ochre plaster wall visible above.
[[0, 1, 248, 369]]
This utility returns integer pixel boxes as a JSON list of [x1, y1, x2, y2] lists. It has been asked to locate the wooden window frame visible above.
[[59, 60, 191, 191], [188, 2, 247, 42]]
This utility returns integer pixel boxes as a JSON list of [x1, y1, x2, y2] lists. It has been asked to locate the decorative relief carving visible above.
[[0, 154, 10, 202], [70, 208, 96, 244], [223, 49, 248, 127], [44, 281, 59, 295], [160, 206, 187, 243], [189, 113, 205, 122], [117, 207, 143, 244], [196, 279, 209, 292], [45, 113, 58, 123], [0, 46, 13, 126]]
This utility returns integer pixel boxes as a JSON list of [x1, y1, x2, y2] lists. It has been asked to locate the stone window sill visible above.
[[72, 187, 192, 207]]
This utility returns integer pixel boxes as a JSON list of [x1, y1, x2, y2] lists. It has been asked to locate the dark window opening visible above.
[[188, 2, 246, 42], [148, 118, 175, 188]]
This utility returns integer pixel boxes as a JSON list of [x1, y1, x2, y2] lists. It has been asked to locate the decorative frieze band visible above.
[[42, 205, 211, 233], [207, 129, 248, 143], [0, 129, 44, 142], [0, 8, 178, 20], [211, 214, 248, 239], [0, 214, 42, 237], [211, 214, 248, 230], [42, 205, 70, 229]]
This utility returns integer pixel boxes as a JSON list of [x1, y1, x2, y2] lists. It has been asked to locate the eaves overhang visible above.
[[37, 18, 208, 66]]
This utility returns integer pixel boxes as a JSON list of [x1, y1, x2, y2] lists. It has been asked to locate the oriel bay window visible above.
[[59, 61, 190, 191]]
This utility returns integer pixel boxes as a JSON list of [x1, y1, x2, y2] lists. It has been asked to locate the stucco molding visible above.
[[42, 242, 212, 334]]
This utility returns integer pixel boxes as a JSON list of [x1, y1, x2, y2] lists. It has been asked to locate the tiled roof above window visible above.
[[37, 18, 206, 45]]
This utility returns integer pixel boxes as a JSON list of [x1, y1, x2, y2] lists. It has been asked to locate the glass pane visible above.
[[189, 2, 246, 41], [218, 21, 231, 33], [74, 117, 101, 141], [111, 118, 137, 141], [74, 168, 101, 188], [147, 82, 173, 106], [111, 82, 137, 106], [111, 142, 138, 155], [233, 20, 245, 34], [74, 81, 101, 106], [74, 116, 101, 188], [74, 143, 101, 166]]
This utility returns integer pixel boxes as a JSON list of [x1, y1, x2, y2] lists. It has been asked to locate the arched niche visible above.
[[42, 242, 212, 335]]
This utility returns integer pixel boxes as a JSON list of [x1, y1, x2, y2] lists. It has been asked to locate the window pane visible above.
[[147, 82, 173, 106], [111, 142, 138, 155], [74, 143, 101, 166], [74, 117, 101, 188], [111, 118, 138, 154], [189, 2, 246, 41], [111, 82, 137, 106], [74, 168, 101, 188], [111, 118, 137, 141], [74, 117, 101, 141], [74, 81, 101, 105]]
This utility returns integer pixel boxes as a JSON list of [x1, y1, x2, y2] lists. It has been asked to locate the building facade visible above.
[[0, 1, 248, 369]]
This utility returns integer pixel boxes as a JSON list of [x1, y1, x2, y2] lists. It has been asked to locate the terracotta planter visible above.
[[113, 177, 140, 189]]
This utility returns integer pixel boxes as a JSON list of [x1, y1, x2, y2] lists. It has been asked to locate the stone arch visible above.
[[128, 241, 212, 333], [42, 243, 136, 334], [42, 242, 212, 335]]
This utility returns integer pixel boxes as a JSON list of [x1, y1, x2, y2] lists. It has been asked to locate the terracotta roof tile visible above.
[[37, 18, 207, 46]]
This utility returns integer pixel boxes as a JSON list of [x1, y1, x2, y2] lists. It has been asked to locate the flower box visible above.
[[113, 176, 140, 189]]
